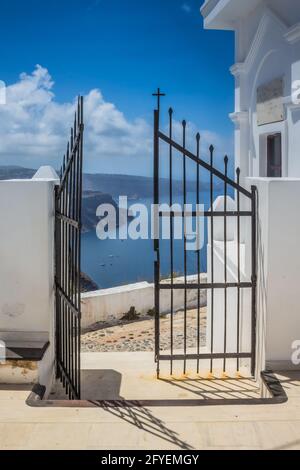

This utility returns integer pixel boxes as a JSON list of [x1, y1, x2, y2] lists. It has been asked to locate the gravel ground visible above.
[[81, 308, 207, 352]]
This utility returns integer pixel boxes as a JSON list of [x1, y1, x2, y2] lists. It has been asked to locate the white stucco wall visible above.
[[0, 177, 58, 342], [246, 178, 300, 370], [206, 180, 300, 372]]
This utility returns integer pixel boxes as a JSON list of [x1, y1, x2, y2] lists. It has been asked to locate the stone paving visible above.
[[81, 308, 207, 352]]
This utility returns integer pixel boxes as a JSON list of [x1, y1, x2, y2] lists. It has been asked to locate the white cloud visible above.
[[0, 65, 152, 172], [0, 65, 231, 175], [181, 3, 192, 14]]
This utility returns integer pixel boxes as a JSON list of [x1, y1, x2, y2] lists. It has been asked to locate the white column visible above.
[[229, 64, 250, 183]]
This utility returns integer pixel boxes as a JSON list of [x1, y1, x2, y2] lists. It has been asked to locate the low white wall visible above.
[[247, 177, 300, 371], [81, 274, 207, 329]]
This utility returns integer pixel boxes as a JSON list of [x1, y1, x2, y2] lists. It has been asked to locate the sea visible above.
[[81, 188, 229, 289]]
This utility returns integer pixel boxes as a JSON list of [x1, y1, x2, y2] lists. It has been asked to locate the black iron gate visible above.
[[153, 90, 257, 379], [55, 97, 84, 399]]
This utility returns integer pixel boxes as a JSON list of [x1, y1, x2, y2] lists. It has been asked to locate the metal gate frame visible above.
[[153, 90, 257, 379], [55, 97, 84, 400]]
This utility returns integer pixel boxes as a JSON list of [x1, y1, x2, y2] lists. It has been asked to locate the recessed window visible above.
[[267, 133, 282, 177]]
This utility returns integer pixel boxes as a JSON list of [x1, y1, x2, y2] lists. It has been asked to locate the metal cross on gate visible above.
[[152, 88, 166, 113]]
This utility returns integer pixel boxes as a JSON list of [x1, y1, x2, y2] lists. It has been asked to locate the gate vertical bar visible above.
[[169, 108, 174, 376], [78, 95, 84, 398], [209, 145, 215, 374], [223, 156, 228, 373], [69, 129, 74, 398], [75, 110, 80, 397], [236, 168, 241, 371], [55, 185, 61, 380], [196, 133, 201, 374], [251, 186, 257, 377], [182, 120, 187, 375], [154, 106, 160, 378], [63, 155, 68, 392]]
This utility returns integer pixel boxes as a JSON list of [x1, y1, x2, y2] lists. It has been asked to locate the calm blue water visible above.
[[81, 189, 228, 289]]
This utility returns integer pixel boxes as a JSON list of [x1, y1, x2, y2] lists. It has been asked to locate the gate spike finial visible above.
[[196, 132, 200, 142], [77, 97, 80, 127], [66, 142, 70, 161]]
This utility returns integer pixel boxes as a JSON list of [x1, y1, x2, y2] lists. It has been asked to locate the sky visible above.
[[0, 0, 235, 176]]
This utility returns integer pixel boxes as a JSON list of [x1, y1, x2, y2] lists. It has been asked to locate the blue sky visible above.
[[0, 0, 234, 176]]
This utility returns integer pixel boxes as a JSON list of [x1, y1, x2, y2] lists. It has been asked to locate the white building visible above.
[[202, 0, 300, 180], [202, 0, 300, 372]]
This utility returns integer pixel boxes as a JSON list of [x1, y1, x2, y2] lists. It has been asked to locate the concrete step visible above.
[[0, 341, 50, 385]]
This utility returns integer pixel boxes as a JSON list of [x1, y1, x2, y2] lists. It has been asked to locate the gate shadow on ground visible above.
[[80, 370, 193, 450], [81, 370, 122, 401], [158, 377, 262, 401], [80, 370, 261, 402], [26, 372, 289, 448], [96, 402, 194, 450], [44, 369, 287, 405]]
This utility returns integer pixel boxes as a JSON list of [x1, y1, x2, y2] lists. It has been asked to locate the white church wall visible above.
[[231, 5, 300, 180], [235, 3, 265, 63], [265, 0, 300, 26]]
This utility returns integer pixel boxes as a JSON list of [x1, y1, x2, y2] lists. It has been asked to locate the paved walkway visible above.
[[1, 369, 300, 449], [81, 308, 206, 352], [51, 352, 261, 401]]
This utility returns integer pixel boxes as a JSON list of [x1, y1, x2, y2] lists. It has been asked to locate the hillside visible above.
[[82, 190, 125, 233], [0, 166, 36, 180], [82, 173, 184, 199], [0, 166, 214, 199], [0, 166, 184, 198]]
